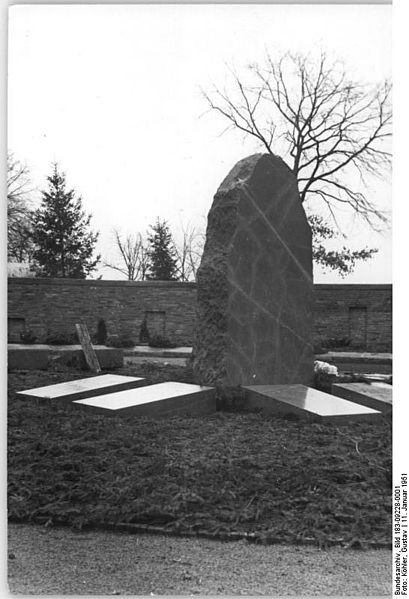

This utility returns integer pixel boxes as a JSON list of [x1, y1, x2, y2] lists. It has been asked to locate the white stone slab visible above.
[[73, 381, 216, 416], [17, 374, 145, 402], [244, 384, 382, 423]]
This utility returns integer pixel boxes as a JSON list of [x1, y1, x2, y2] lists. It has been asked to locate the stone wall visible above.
[[7, 278, 197, 345], [313, 284, 392, 352], [8, 278, 392, 351]]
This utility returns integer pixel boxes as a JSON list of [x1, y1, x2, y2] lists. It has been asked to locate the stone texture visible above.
[[7, 279, 197, 347], [73, 382, 216, 417], [332, 382, 392, 413], [244, 384, 382, 424], [314, 284, 392, 352], [17, 374, 145, 403], [192, 153, 313, 388]]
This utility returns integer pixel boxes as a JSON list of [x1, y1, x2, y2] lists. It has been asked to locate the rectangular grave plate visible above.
[[332, 382, 392, 413], [243, 384, 382, 423], [73, 381, 216, 417], [17, 374, 145, 403]]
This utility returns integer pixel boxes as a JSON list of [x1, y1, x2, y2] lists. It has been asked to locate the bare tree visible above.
[[7, 153, 36, 262], [205, 51, 391, 224], [104, 230, 149, 280], [204, 51, 391, 274], [173, 222, 205, 281]]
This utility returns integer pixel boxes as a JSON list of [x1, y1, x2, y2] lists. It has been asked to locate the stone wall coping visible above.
[[314, 283, 392, 290], [7, 278, 392, 291], [7, 277, 197, 289]]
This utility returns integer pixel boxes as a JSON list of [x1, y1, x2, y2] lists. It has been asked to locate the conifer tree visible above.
[[146, 218, 178, 281], [32, 164, 100, 278]]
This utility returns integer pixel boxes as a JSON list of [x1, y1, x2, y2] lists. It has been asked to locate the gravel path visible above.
[[8, 523, 391, 595]]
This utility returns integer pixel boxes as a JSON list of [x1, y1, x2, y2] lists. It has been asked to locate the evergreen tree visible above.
[[31, 164, 100, 278], [146, 218, 178, 281]]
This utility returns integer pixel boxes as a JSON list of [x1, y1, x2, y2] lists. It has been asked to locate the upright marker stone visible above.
[[192, 153, 314, 388]]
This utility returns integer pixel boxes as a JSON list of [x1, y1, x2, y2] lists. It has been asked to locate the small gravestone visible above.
[[192, 153, 314, 389]]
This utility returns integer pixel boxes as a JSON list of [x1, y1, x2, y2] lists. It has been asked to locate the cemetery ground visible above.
[[8, 362, 392, 549]]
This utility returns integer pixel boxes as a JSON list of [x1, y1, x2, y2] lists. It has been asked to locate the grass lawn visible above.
[[8, 363, 392, 546]]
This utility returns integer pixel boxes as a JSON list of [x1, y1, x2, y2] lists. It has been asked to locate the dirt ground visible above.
[[8, 523, 391, 596]]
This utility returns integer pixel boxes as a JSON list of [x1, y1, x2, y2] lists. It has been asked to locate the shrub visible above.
[[321, 337, 352, 350], [139, 320, 150, 344], [19, 330, 37, 344], [46, 332, 79, 345], [96, 319, 108, 345], [148, 335, 177, 348], [106, 334, 136, 348]]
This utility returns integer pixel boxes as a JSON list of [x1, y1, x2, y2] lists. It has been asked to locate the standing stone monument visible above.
[[192, 153, 314, 389]]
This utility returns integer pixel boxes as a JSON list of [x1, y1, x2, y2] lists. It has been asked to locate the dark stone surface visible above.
[[192, 153, 314, 388], [7, 346, 123, 371], [8, 348, 49, 371], [95, 348, 124, 370]]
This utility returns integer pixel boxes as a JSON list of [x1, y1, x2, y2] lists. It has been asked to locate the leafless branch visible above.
[[104, 229, 149, 280], [7, 152, 36, 262], [173, 222, 205, 281], [204, 50, 392, 231]]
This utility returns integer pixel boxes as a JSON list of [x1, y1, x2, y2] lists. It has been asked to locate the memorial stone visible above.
[[192, 153, 314, 388]]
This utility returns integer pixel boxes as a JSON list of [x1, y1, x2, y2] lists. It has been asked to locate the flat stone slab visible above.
[[73, 382, 216, 418], [332, 382, 392, 413], [8, 345, 124, 370], [8, 348, 49, 371], [243, 384, 382, 423], [17, 374, 145, 403]]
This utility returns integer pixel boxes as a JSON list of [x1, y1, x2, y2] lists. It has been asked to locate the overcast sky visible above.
[[8, 3, 392, 282]]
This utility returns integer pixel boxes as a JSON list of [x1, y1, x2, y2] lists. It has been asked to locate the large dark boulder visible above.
[[192, 153, 314, 389]]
